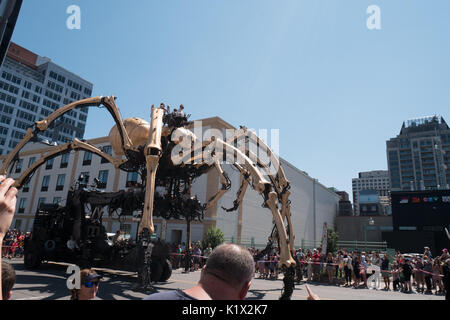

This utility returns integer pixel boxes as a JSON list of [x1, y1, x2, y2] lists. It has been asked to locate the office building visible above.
[[335, 191, 353, 216], [0, 42, 93, 155], [352, 170, 390, 216], [386, 115, 450, 191]]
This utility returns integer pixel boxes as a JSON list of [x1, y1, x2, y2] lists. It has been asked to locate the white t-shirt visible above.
[[67, 239, 79, 250]]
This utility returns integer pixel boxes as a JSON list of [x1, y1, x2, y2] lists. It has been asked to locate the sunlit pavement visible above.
[[7, 258, 443, 300]]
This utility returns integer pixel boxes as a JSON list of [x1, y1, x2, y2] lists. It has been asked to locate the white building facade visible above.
[[2, 117, 339, 248]]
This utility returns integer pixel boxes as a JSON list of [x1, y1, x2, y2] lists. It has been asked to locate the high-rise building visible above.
[[386, 116, 450, 192], [335, 191, 353, 216], [352, 170, 390, 216], [0, 42, 93, 155]]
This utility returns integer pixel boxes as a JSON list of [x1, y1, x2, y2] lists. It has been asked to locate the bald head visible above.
[[203, 244, 254, 288]]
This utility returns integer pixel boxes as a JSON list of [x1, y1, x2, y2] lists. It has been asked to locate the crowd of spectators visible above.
[[1, 230, 29, 259], [248, 245, 450, 298], [169, 241, 213, 271], [167, 242, 449, 299]]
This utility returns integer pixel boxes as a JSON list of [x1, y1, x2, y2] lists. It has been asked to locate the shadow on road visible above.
[[10, 259, 177, 300]]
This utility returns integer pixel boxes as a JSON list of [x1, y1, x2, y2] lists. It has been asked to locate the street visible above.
[[6, 258, 444, 301]]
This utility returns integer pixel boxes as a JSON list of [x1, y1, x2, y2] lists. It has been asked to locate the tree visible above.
[[202, 226, 225, 249], [327, 228, 339, 254]]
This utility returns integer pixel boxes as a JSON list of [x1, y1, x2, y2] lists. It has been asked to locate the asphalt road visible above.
[[5, 258, 445, 300]]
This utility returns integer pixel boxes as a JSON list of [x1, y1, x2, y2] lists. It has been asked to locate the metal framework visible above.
[[1, 96, 297, 299]]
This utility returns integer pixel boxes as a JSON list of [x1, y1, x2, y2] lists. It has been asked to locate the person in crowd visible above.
[[312, 249, 321, 282], [258, 254, 268, 279], [423, 247, 432, 259], [395, 251, 402, 263], [442, 258, 450, 300], [203, 243, 212, 260], [336, 251, 344, 280], [272, 249, 280, 279], [202, 243, 212, 268], [296, 248, 304, 262], [306, 250, 313, 282], [0, 176, 18, 301], [422, 256, 433, 294], [193, 244, 202, 271], [352, 254, 361, 288], [295, 248, 304, 282], [414, 257, 425, 293], [392, 261, 400, 291], [440, 249, 450, 262], [112, 230, 123, 244], [380, 253, 390, 291], [70, 269, 102, 300], [1, 261, 16, 300], [343, 253, 352, 287], [360, 252, 368, 288], [174, 244, 183, 269], [145, 244, 254, 300], [326, 252, 334, 285], [67, 235, 79, 252], [432, 258, 443, 295], [400, 257, 413, 293], [178, 104, 185, 116]]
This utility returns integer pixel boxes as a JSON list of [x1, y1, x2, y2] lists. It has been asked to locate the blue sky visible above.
[[10, 0, 450, 198]]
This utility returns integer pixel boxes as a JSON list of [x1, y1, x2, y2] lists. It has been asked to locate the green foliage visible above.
[[327, 228, 339, 254], [202, 226, 225, 249]]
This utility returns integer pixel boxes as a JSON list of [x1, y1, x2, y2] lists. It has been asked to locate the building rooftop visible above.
[[399, 115, 449, 135]]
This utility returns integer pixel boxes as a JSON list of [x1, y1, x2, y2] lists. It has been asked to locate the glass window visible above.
[[83, 151, 92, 165], [60, 153, 69, 168], [28, 157, 36, 167], [56, 174, 65, 191], [15, 159, 23, 173], [14, 219, 22, 230], [53, 197, 62, 204], [41, 175, 50, 191], [97, 170, 109, 188], [19, 198, 27, 208], [18, 198, 27, 213], [126, 171, 139, 187], [101, 145, 112, 163], [37, 197, 46, 208], [46, 158, 54, 170]]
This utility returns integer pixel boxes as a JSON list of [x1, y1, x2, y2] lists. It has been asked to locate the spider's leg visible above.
[[218, 138, 296, 299], [139, 106, 165, 236], [221, 164, 250, 212], [203, 157, 231, 210]]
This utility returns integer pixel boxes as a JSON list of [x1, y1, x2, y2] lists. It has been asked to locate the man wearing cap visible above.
[[69, 269, 102, 300]]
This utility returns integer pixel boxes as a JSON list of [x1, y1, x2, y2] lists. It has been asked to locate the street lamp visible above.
[[364, 217, 375, 251]]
